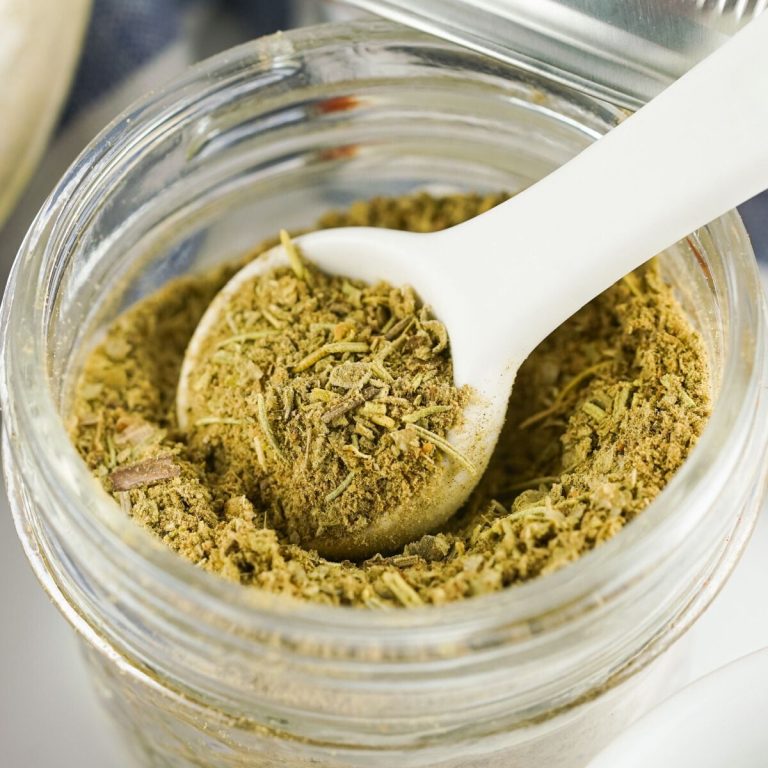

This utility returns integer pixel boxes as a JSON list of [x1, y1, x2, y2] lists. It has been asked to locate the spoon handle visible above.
[[433, 11, 768, 373]]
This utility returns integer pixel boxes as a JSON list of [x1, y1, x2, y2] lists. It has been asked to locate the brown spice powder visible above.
[[69, 192, 710, 607], [181, 248, 469, 558]]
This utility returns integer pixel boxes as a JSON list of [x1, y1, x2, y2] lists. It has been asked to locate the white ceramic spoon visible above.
[[178, 13, 768, 559]]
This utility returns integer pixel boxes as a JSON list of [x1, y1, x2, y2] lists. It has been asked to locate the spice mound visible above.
[[181, 247, 468, 558], [70, 192, 711, 608]]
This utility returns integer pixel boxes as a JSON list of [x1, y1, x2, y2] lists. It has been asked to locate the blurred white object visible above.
[[587, 647, 768, 768], [0, 0, 91, 227]]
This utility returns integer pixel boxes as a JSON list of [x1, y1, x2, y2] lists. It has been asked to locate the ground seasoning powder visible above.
[[180, 245, 469, 557], [70, 193, 710, 608]]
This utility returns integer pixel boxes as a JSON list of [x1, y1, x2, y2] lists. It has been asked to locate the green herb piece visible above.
[[293, 342, 370, 373], [325, 470, 357, 503], [216, 331, 278, 348], [256, 392, 284, 462], [280, 229, 307, 281], [410, 424, 476, 475], [402, 405, 453, 424]]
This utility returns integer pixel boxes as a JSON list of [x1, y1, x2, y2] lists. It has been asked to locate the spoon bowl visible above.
[[177, 228, 513, 558]]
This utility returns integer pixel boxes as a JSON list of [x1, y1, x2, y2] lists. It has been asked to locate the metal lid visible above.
[[345, 0, 765, 107]]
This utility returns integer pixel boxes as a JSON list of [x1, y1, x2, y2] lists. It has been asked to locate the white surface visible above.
[[587, 647, 768, 768]]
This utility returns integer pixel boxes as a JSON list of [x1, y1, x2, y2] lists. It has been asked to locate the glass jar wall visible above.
[[2, 21, 767, 768]]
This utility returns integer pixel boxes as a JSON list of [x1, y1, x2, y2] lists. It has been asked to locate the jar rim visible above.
[[1, 19, 766, 645]]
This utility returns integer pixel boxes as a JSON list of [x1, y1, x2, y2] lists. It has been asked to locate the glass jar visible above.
[[2, 20, 767, 768]]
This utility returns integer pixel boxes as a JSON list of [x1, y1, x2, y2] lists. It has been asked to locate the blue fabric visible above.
[[740, 192, 768, 264], [62, 0, 290, 123]]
